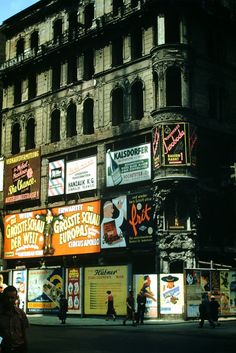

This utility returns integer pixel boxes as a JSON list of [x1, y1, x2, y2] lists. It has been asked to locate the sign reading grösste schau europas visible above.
[[106, 143, 151, 187]]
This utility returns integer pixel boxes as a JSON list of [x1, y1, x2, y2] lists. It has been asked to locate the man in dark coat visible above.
[[198, 295, 215, 328], [209, 295, 220, 326], [136, 290, 146, 325], [58, 294, 68, 324]]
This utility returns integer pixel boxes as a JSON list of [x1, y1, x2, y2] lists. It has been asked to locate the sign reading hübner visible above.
[[106, 143, 151, 187], [162, 124, 188, 166]]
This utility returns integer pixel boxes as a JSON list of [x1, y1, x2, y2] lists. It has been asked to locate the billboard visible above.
[[106, 143, 151, 187], [160, 274, 184, 314], [27, 268, 63, 313], [66, 156, 97, 194], [4, 201, 101, 259], [133, 274, 158, 318], [152, 127, 161, 169], [12, 269, 27, 311], [4, 149, 40, 204], [66, 268, 81, 314], [162, 124, 188, 166], [48, 159, 65, 196], [84, 266, 128, 315]]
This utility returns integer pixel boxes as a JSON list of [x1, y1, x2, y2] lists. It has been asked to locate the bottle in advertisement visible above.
[[107, 149, 122, 186]]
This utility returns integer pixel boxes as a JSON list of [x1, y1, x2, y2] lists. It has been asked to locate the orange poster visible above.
[[4, 201, 101, 259]]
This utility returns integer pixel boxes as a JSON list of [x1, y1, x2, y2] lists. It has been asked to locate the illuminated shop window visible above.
[[83, 98, 94, 135], [51, 109, 60, 143], [11, 123, 20, 155], [66, 102, 77, 137], [26, 118, 35, 150], [112, 87, 124, 126]]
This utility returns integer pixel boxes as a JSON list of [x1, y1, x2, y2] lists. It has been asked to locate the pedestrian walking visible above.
[[136, 290, 146, 325], [123, 290, 136, 326], [105, 290, 116, 321], [0, 285, 29, 353], [209, 295, 220, 326], [58, 293, 68, 324], [198, 295, 215, 328]]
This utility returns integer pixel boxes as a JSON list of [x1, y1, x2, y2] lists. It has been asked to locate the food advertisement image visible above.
[[27, 268, 63, 313], [133, 274, 158, 318], [84, 266, 128, 315], [160, 274, 184, 314]]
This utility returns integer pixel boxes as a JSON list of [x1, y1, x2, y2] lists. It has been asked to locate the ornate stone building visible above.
[[0, 0, 236, 276]]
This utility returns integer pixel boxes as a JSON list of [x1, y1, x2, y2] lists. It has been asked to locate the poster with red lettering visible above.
[[162, 123, 188, 166], [127, 193, 155, 247]]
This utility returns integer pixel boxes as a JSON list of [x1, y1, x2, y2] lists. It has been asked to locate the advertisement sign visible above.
[[133, 274, 158, 318], [127, 193, 155, 247], [106, 143, 151, 187], [66, 268, 81, 314], [162, 124, 188, 166], [4, 150, 40, 204], [100, 195, 128, 249], [66, 156, 97, 194], [0, 157, 3, 191], [185, 270, 201, 317], [27, 268, 63, 313], [220, 271, 230, 314], [84, 266, 128, 315], [160, 274, 184, 314], [4, 201, 100, 259], [12, 269, 27, 311], [48, 159, 65, 196], [152, 127, 161, 169], [189, 125, 197, 166]]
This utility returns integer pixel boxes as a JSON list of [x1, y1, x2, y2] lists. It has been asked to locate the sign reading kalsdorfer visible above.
[[106, 143, 151, 187], [66, 156, 97, 194]]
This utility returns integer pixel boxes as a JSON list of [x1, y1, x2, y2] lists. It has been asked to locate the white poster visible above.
[[48, 159, 65, 196], [12, 269, 27, 311], [160, 274, 184, 314], [106, 143, 151, 187], [133, 274, 158, 318], [66, 156, 97, 194]]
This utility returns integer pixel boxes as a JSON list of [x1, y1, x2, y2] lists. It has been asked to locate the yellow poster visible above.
[[84, 266, 128, 315]]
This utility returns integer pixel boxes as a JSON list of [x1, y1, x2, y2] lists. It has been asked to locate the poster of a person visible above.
[[101, 196, 127, 248]]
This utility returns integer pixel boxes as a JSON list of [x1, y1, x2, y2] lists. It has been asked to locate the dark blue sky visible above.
[[0, 0, 39, 24]]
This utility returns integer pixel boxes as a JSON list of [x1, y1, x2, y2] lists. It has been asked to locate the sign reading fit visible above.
[[106, 143, 151, 187], [4, 150, 40, 204], [4, 201, 101, 259]]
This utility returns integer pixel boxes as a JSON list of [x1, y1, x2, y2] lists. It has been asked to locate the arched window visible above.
[[113, 0, 124, 16], [68, 11, 78, 39], [26, 118, 35, 150], [166, 66, 182, 106], [165, 13, 180, 44], [112, 87, 124, 126], [66, 103, 77, 137], [53, 19, 62, 43], [131, 28, 142, 60], [16, 38, 24, 59], [11, 123, 20, 155], [51, 109, 60, 142], [83, 99, 94, 134], [131, 81, 143, 120], [84, 3, 94, 29], [30, 31, 39, 54]]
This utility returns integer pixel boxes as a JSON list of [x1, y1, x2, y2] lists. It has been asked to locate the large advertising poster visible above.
[[133, 274, 158, 318], [4, 201, 100, 259], [84, 266, 128, 315], [160, 274, 184, 314], [66, 156, 97, 194], [48, 159, 65, 196], [4, 150, 40, 204], [27, 268, 63, 313], [162, 124, 188, 166], [152, 127, 161, 169], [100, 195, 128, 249], [66, 268, 81, 314], [106, 143, 151, 187], [12, 269, 27, 311], [185, 269, 201, 317], [189, 125, 197, 166], [127, 193, 155, 247], [0, 157, 3, 191]]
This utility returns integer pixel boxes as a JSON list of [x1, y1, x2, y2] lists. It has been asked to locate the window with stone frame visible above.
[[51, 109, 60, 143], [113, 0, 124, 16], [30, 31, 39, 54], [84, 3, 94, 29], [112, 37, 123, 67], [153, 71, 159, 109], [165, 13, 180, 44], [68, 11, 78, 39], [53, 18, 62, 43], [83, 49, 94, 80], [131, 28, 142, 60], [16, 38, 25, 59], [66, 102, 77, 137], [52, 62, 61, 90], [131, 0, 139, 8], [67, 56, 77, 84], [112, 87, 124, 126], [83, 98, 94, 134], [131, 80, 143, 120], [11, 123, 20, 155], [28, 72, 37, 100], [25, 118, 36, 150], [14, 79, 22, 105], [166, 66, 182, 106]]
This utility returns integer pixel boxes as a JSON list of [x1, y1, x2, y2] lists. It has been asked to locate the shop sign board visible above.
[[106, 143, 151, 187], [84, 266, 128, 315], [27, 268, 63, 313], [4, 201, 101, 259], [160, 274, 184, 314], [48, 159, 65, 196], [4, 149, 40, 204], [133, 274, 158, 318]]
